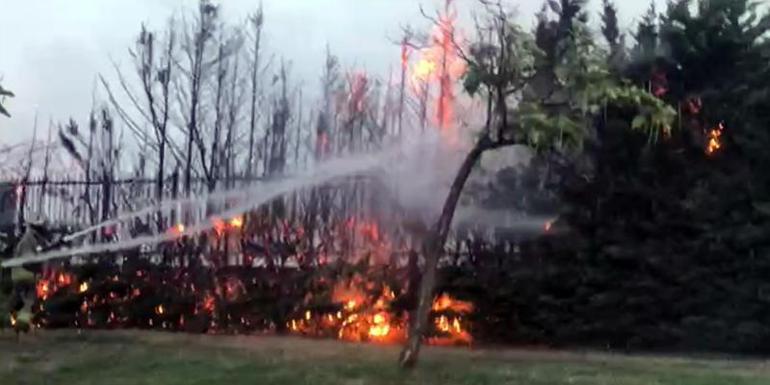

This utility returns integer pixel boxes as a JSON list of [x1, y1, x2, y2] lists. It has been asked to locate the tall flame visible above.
[[408, 0, 466, 136]]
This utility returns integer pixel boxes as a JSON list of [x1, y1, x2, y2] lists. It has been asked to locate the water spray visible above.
[[3, 136, 435, 268]]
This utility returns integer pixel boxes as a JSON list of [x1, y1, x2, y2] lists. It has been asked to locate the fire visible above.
[[10, 313, 17, 327], [358, 221, 380, 242], [345, 72, 370, 117], [286, 278, 405, 343], [28, 215, 475, 346], [36, 271, 76, 300], [170, 223, 186, 235], [432, 293, 473, 313], [57, 273, 73, 286], [401, 37, 411, 69], [202, 293, 216, 314], [229, 216, 243, 229], [408, 0, 466, 133], [429, 293, 473, 346], [36, 280, 51, 300], [412, 59, 436, 84], [706, 122, 725, 155], [212, 218, 226, 235], [288, 277, 474, 346], [367, 312, 391, 338]]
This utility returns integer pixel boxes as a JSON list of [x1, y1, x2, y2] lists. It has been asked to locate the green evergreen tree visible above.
[[550, 0, 770, 352]]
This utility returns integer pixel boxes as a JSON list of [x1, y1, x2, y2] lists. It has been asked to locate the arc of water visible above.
[[62, 138, 420, 243], [2, 139, 424, 268]]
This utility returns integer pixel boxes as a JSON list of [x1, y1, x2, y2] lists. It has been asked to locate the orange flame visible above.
[[289, 279, 473, 346], [168, 223, 186, 236], [36, 271, 76, 300], [432, 293, 473, 313], [212, 218, 226, 236], [367, 312, 391, 338], [429, 293, 473, 346], [412, 59, 437, 85], [706, 122, 724, 156], [229, 216, 243, 229], [57, 272, 74, 287], [36, 280, 51, 300], [202, 293, 216, 314], [408, 0, 466, 135], [401, 38, 411, 70]]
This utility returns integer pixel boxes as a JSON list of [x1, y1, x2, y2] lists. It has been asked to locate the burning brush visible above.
[[286, 277, 474, 346]]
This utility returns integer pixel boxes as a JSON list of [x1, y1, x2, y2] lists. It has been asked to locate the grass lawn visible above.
[[1, 330, 769, 385]]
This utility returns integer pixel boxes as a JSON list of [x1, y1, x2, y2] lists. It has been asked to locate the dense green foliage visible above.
[[451, 0, 770, 354]]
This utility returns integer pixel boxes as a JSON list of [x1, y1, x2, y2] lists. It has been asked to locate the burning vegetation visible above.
[[286, 276, 472, 345], [26, 212, 474, 347]]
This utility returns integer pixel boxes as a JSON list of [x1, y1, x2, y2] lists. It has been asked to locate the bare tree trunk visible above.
[[399, 136, 492, 369], [224, 47, 240, 189], [436, 0, 451, 131], [268, 62, 290, 176], [247, 5, 264, 179], [101, 110, 115, 240], [18, 113, 38, 231], [39, 121, 53, 210], [419, 83, 430, 132], [398, 36, 409, 137], [185, 5, 213, 196], [85, 115, 95, 230], [294, 88, 303, 169], [157, 29, 174, 231], [204, 42, 227, 193]]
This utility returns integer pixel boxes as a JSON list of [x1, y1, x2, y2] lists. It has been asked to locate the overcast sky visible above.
[[0, 0, 660, 142]]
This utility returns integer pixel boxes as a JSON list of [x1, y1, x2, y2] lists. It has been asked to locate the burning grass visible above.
[[2, 330, 769, 385]]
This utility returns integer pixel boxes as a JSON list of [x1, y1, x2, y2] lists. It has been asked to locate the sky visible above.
[[0, 0, 661, 143]]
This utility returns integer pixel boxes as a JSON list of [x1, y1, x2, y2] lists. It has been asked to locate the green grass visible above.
[[1, 330, 768, 385]]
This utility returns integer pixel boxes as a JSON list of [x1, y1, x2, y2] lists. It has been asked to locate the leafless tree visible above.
[[179, 0, 219, 195], [100, 18, 177, 230], [246, 4, 264, 179]]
